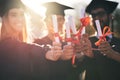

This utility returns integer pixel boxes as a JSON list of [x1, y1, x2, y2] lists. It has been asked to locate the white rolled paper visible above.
[[65, 16, 71, 45], [95, 20, 103, 37], [68, 16, 77, 34], [80, 8, 85, 35], [80, 8, 85, 18], [52, 15, 60, 43]]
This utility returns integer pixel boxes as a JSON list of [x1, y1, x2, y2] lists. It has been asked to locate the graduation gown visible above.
[[78, 36, 120, 80], [34, 36, 80, 80], [0, 38, 51, 80]]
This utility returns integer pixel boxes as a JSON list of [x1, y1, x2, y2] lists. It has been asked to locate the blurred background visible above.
[[0, 0, 120, 42], [22, 0, 120, 40]]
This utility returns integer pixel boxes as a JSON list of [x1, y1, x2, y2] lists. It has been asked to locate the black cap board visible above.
[[86, 0, 118, 14], [0, 0, 26, 17], [43, 2, 73, 16]]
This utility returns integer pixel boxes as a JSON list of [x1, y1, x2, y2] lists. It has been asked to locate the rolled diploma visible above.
[[52, 15, 60, 43], [95, 20, 102, 37], [68, 16, 77, 34], [68, 15, 79, 42], [80, 8, 85, 18], [80, 8, 85, 35], [80, 8, 85, 55], [65, 19, 71, 45]]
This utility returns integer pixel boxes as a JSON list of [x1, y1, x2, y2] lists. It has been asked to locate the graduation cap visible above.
[[43, 2, 73, 16], [86, 0, 118, 14], [0, 0, 26, 17]]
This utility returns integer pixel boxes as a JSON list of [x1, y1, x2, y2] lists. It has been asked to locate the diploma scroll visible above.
[[80, 8, 86, 35], [52, 15, 60, 43], [65, 16, 71, 45], [95, 20, 103, 38]]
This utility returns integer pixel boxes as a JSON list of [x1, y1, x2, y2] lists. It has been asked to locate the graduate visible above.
[[33, 2, 82, 80], [75, 0, 120, 80], [0, 0, 70, 80]]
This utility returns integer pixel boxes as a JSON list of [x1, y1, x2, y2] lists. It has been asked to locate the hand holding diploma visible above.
[[46, 42, 63, 61], [95, 20, 112, 46]]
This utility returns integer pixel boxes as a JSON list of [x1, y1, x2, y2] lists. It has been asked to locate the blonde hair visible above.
[[0, 12, 27, 42]]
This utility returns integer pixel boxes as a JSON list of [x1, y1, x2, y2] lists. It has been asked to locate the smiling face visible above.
[[1, 7, 26, 41], [7, 8, 26, 32]]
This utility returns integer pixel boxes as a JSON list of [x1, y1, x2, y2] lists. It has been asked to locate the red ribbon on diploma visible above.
[[54, 33, 63, 41], [72, 54, 76, 65], [80, 17, 91, 26], [65, 38, 72, 43], [71, 17, 91, 65], [73, 17, 90, 40], [95, 26, 112, 46], [54, 33, 59, 37]]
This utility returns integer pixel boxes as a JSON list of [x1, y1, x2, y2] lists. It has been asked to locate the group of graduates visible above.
[[0, 0, 120, 80]]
